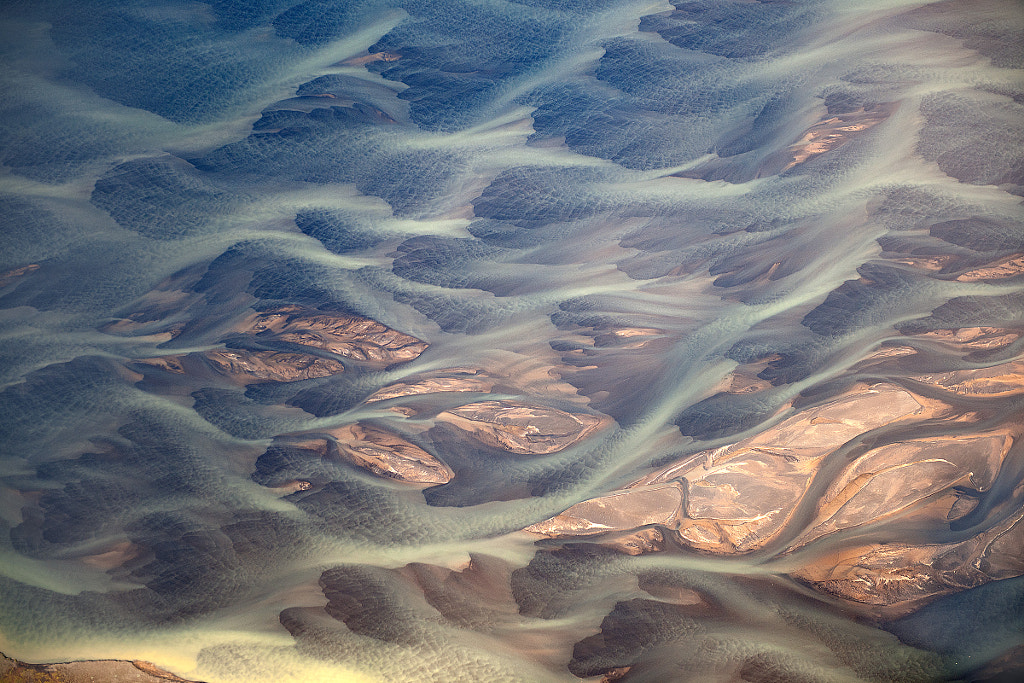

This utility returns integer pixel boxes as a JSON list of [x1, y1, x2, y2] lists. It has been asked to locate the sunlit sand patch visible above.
[[364, 352, 601, 426], [790, 431, 1015, 549], [848, 345, 920, 374], [325, 422, 452, 485], [0, 264, 39, 289], [588, 326, 667, 350], [782, 104, 896, 171], [201, 349, 345, 383], [120, 296, 425, 389], [955, 253, 1024, 281], [861, 346, 918, 362], [526, 383, 952, 553], [792, 503, 1024, 616], [268, 480, 313, 494], [437, 399, 609, 455], [913, 326, 1021, 351], [0, 651, 199, 683], [137, 349, 347, 384], [598, 528, 669, 556], [234, 305, 428, 365], [669, 385, 963, 553], [81, 541, 143, 571], [889, 253, 1024, 281], [269, 422, 452, 486], [527, 418, 1023, 613], [525, 484, 685, 537], [366, 370, 496, 403], [650, 382, 946, 484], [909, 358, 1024, 397]]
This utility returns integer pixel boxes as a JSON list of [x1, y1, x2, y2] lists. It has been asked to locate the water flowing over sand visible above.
[[1, 0, 1023, 681]]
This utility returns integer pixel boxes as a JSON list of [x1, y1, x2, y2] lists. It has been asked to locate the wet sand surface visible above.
[[1, 652, 201, 682], [1, 0, 1023, 681]]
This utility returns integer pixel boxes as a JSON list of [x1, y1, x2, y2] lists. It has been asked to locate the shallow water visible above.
[[1, 0, 1023, 681]]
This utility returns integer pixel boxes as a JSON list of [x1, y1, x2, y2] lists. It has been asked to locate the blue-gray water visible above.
[[1, 0, 1023, 681]]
